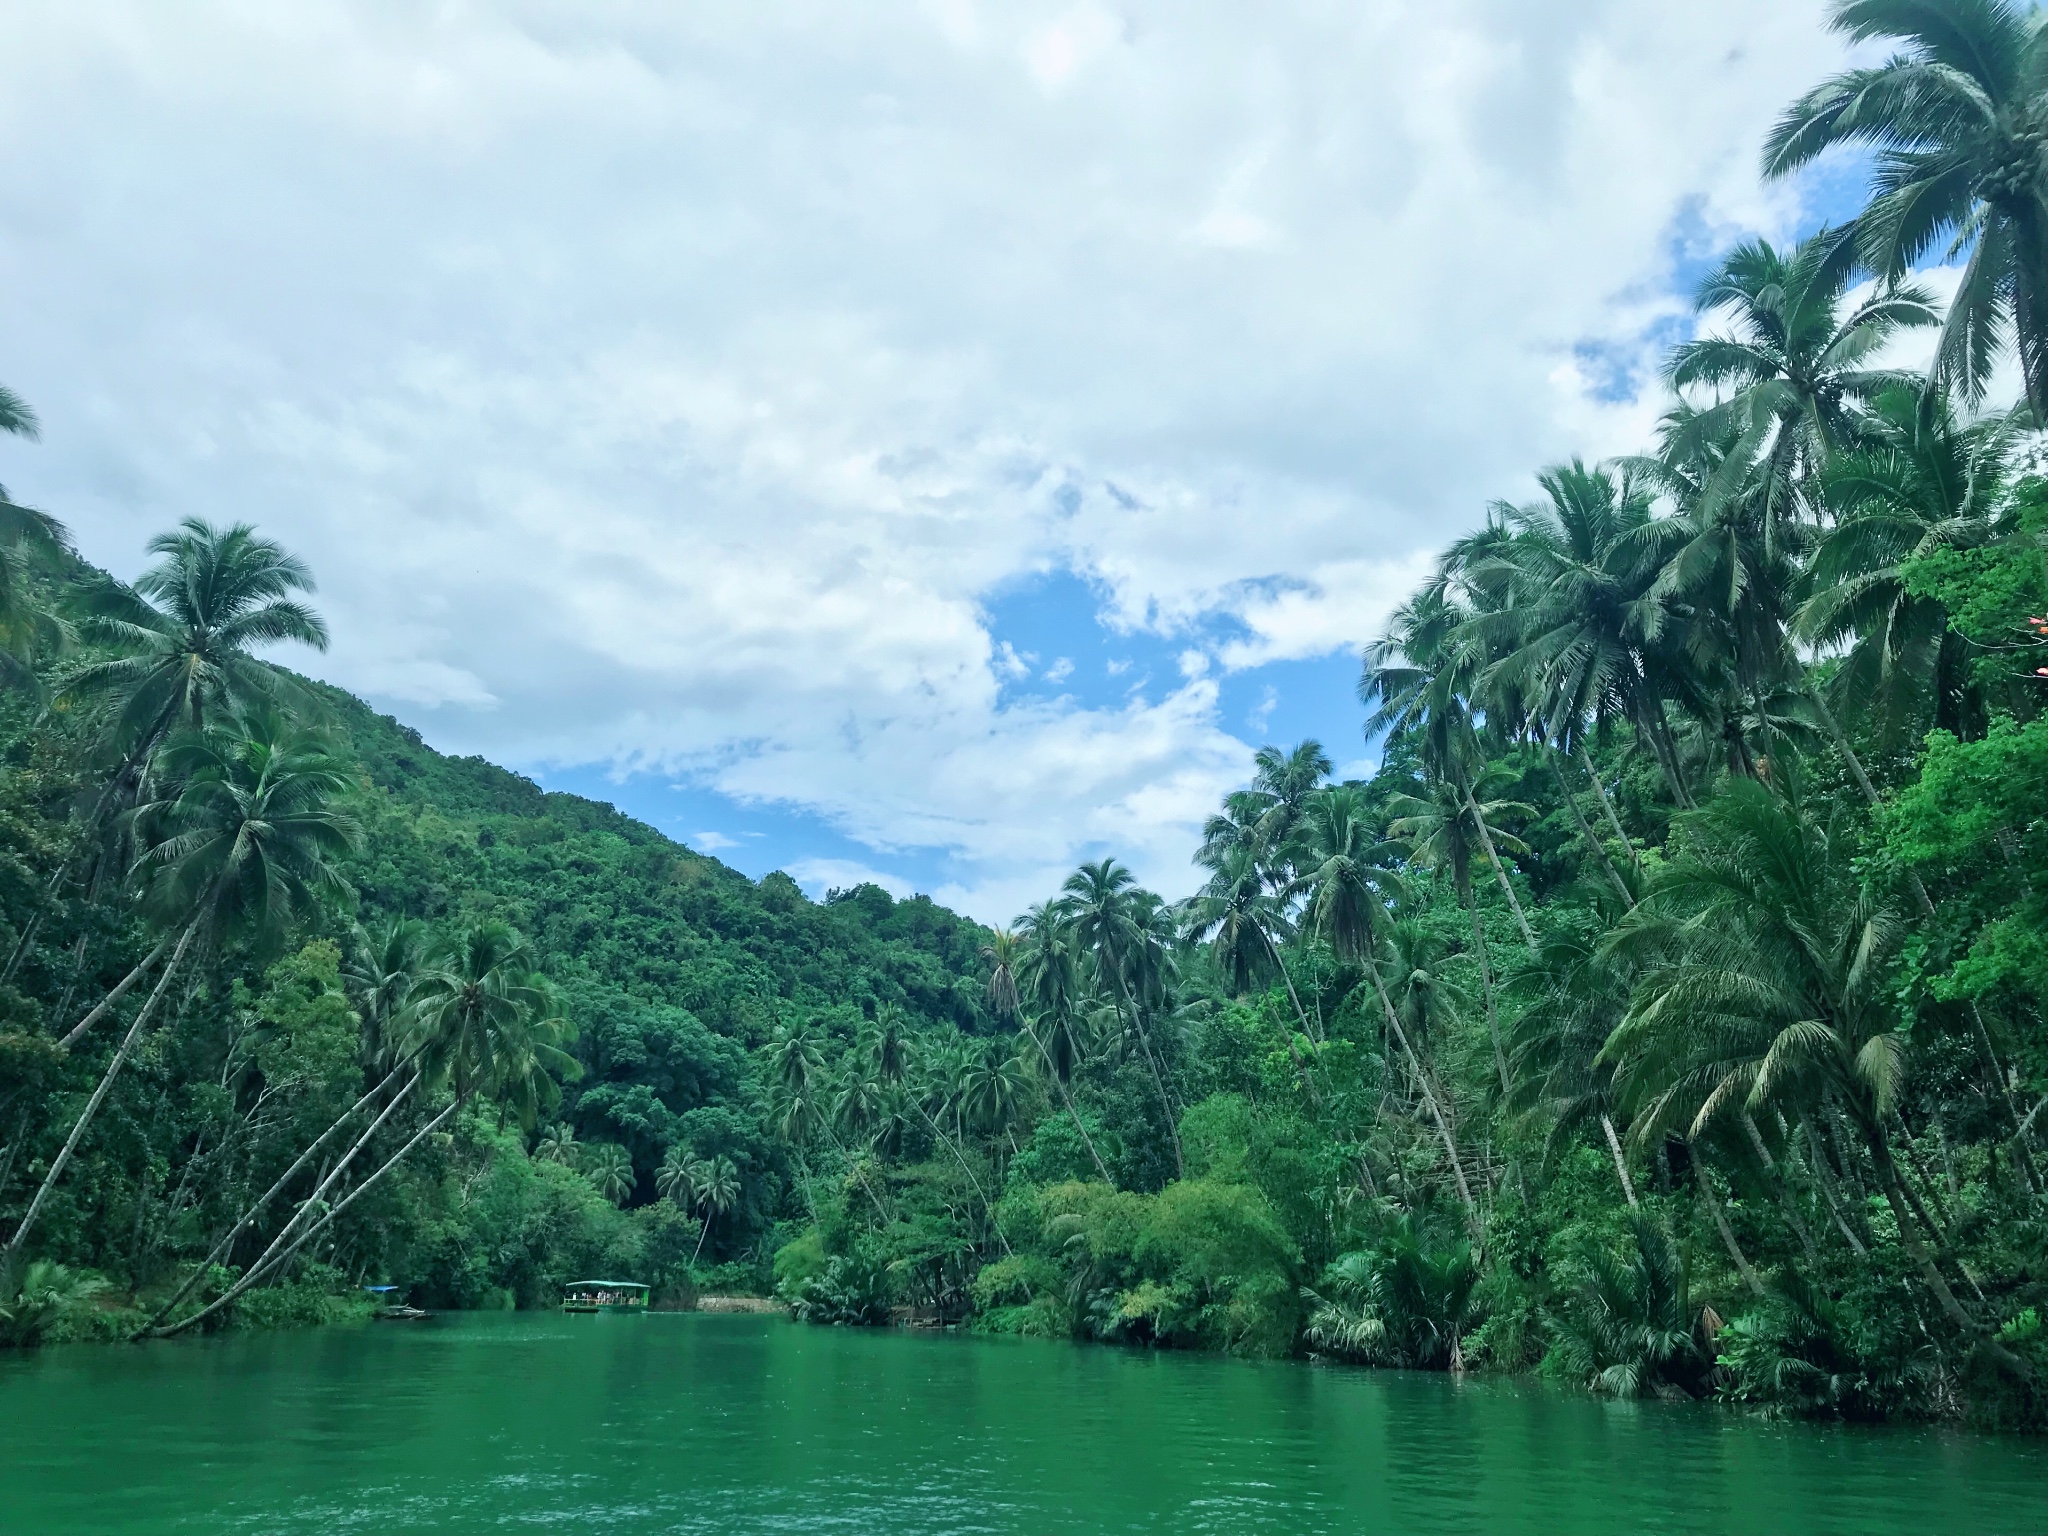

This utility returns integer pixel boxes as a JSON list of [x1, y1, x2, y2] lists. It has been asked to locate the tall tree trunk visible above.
[[1578, 744, 1640, 873], [1256, 929, 1325, 1105], [912, 1100, 1013, 1256], [1600, 1113, 1638, 1208], [1463, 787, 1536, 950], [157, 1095, 467, 1337], [1362, 955, 1475, 1216], [1460, 882, 1510, 1094], [1693, 1157, 1766, 1298], [142, 1063, 417, 1331], [56, 931, 176, 1049], [5, 920, 199, 1262], [1109, 975, 1182, 1179], [1549, 748, 1634, 906], [1022, 1018, 1112, 1183]]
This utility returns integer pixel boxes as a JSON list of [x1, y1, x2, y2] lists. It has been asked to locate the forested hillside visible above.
[[4, 0, 2048, 1440]]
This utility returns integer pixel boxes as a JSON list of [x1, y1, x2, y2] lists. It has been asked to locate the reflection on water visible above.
[[2, 1312, 2043, 1535]]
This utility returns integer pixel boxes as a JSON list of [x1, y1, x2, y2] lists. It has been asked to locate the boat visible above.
[[561, 1280, 650, 1313], [364, 1284, 430, 1320]]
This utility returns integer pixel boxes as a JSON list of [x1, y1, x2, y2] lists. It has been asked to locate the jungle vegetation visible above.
[[2, 0, 2047, 1432]]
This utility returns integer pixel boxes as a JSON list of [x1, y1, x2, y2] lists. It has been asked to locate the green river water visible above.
[[2, 1312, 2044, 1535]]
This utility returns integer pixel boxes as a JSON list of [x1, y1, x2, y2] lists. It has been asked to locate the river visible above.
[[2, 1312, 2043, 1534]]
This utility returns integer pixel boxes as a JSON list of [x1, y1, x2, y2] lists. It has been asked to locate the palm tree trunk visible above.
[[1463, 787, 1536, 950], [156, 1071, 421, 1332], [1692, 1157, 1765, 1298], [5, 919, 199, 1262], [56, 930, 176, 1049], [690, 1212, 713, 1266], [1362, 955, 1474, 1215], [912, 1100, 1013, 1256], [141, 1061, 414, 1331], [1461, 886, 1509, 1094], [1255, 929, 1325, 1105], [1600, 1113, 1638, 1207], [1022, 1019, 1111, 1183], [1109, 976, 1182, 1178], [1578, 744, 1640, 873], [158, 1094, 467, 1337], [1549, 749, 1634, 906]]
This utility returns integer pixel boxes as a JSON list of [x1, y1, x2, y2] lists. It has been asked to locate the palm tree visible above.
[[155, 921, 576, 1335], [1180, 842, 1320, 1090], [539, 1124, 584, 1168], [656, 1143, 702, 1203], [1799, 381, 2021, 744], [1385, 771, 1533, 1089], [61, 518, 329, 784], [585, 1142, 635, 1205], [1765, 0, 2048, 417], [1667, 231, 1937, 500], [1504, 922, 1639, 1206], [1013, 904, 1112, 1181], [12, 519, 332, 992], [1471, 461, 1697, 805], [345, 914, 429, 1070], [1294, 785, 1475, 1216], [1601, 780, 1979, 1333], [690, 1155, 741, 1265], [5, 711, 359, 1261], [1060, 859, 1183, 1176], [0, 385, 72, 688]]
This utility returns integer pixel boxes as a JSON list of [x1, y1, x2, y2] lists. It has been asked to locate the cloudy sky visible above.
[[0, 1, 1869, 921]]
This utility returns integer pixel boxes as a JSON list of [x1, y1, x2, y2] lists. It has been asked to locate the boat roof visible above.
[[565, 1280, 648, 1289]]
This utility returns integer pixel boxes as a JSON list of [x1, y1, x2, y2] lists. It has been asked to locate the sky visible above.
[[0, 1, 1881, 923]]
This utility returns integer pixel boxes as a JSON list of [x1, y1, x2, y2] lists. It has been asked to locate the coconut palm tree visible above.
[[5, 710, 359, 1261], [1013, 904, 1112, 1181], [155, 921, 576, 1335], [1667, 230, 1938, 500], [0, 383, 72, 689], [656, 1143, 702, 1204], [690, 1155, 741, 1264], [1180, 842, 1320, 1081], [1765, 0, 2048, 417], [60, 518, 329, 781], [1060, 859, 1183, 1176], [1601, 780, 1979, 1333], [1799, 381, 2022, 743], [1470, 461, 1697, 805], [1294, 786, 1474, 1216], [539, 1123, 584, 1168], [1503, 921, 1639, 1206], [586, 1142, 635, 1205]]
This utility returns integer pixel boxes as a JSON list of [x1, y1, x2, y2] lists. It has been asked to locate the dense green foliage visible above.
[[2, 0, 2047, 1437]]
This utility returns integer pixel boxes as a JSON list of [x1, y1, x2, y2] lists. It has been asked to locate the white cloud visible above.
[[0, 0, 1857, 919], [689, 830, 741, 852]]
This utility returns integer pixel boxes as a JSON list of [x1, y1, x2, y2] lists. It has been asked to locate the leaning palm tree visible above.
[[656, 1143, 702, 1204], [1060, 859, 1183, 1176], [1765, 0, 2048, 417], [1180, 841, 1320, 1078], [1294, 785, 1474, 1216], [1013, 904, 1112, 1181], [690, 1156, 742, 1265], [155, 921, 577, 1335], [4, 710, 359, 1261], [1601, 780, 1978, 1334]]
